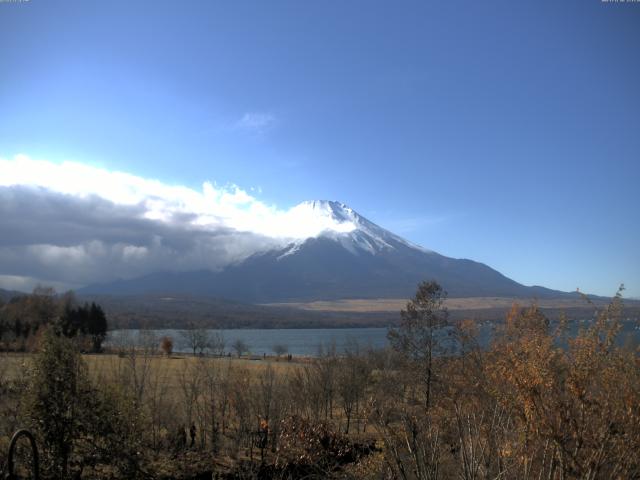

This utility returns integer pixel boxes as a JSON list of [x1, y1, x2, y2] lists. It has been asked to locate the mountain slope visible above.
[[80, 200, 571, 301], [0, 287, 24, 302]]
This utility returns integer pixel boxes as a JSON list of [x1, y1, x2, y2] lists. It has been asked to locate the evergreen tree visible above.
[[87, 302, 108, 352], [26, 330, 140, 478]]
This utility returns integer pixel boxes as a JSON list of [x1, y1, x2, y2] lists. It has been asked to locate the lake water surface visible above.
[[108, 320, 640, 357], [108, 327, 390, 356]]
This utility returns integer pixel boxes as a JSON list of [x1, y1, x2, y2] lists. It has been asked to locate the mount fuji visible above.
[[80, 200, 569, 301]]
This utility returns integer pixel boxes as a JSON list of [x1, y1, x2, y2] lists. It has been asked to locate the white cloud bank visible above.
[[0, 154, 355, 291]]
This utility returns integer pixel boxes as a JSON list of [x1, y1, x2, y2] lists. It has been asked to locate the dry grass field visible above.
[[264, 295, 615, 313], [0, 350, 324, 479], [1, 351, 304, 388]]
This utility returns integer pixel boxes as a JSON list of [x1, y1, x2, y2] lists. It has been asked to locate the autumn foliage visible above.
[[414, 288, 640, 480], [1, 285, 638, 479], [477, 293, 640, 478]]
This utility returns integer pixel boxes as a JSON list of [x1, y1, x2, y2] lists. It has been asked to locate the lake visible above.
[[107, 327, 391, 356], [107, 320, 640, 357]]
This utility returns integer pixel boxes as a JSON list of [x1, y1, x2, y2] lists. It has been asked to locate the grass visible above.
[[1, 351, 305, 389], [0, 350, 318, 478], [264, 296, 618, 312]]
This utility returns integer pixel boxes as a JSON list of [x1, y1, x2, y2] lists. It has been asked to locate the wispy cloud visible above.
[[235, 112, 277, 135]]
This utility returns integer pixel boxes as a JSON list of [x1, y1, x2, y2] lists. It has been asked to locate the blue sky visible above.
[[1, 0, 639, 297]]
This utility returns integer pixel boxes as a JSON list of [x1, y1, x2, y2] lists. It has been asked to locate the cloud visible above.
[[0, 155, 354, 291], [0, 275, 74, 293], [235, 112, 277, 134], [0, 184, 280, 290]]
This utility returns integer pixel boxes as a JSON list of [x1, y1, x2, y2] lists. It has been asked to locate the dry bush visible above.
[[368, 286, 640, 480], [481, 294, 640, 479], [440, 290, 640, 480]]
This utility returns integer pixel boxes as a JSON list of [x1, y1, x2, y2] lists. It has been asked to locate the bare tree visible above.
[[202, 357, 230, 451], [287, 365, 324, 420], [230, 367, 253, 454], [139, 329, 159, 355], [178, 358, 204, 449], [145, 356, 172, 449], [336, 341, 370, 434], [180, 324, 211, 356], [112, 328, 155, 409], [272, 344, 288, 359], [231, 339, 249, 358], [209, 330, 226, 356], [387, 281, 448, 410], [252, 365, 286, 460], [313, 341, 338, 420]]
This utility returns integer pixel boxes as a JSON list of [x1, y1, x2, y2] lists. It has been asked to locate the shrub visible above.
[[25, 329, 142, 478], [160, 335, 173, 357]]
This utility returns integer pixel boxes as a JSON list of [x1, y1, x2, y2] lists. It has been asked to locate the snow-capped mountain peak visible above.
[[278, 200, 431, 258], [289, 200, 358, 232]]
